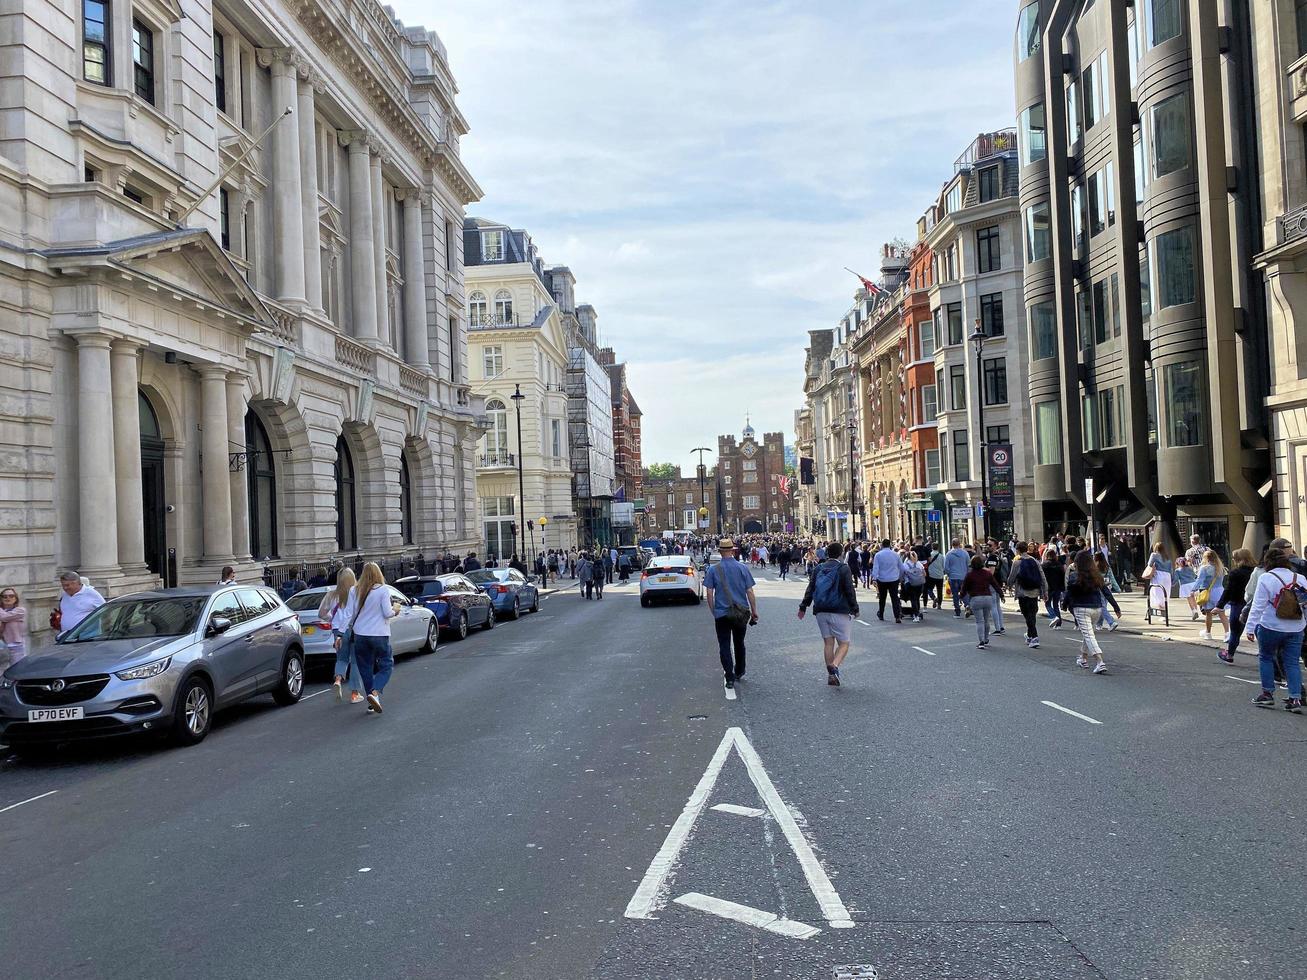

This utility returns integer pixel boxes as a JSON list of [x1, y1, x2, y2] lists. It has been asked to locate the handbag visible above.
[[1141, 564, 1154, 581], [715, 564, 752, 630], [1194, 587, 1210, 606]]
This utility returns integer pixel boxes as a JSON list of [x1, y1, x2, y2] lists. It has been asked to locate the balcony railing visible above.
[[954, 128, 1017, 173], [469, 312, 521, 330], [1281, 203, 1307, 245], [479, 451, 517, 468], [335, 334, 376, 374]]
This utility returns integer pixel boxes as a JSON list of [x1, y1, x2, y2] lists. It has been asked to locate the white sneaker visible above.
[[1222, 633, 1232, 643], [1198, 630, 1212, 640], [1107, 621, 1120, 632], [1093, 662, 1109, 674], [1027, 637, 1040, 648], [1076, 657, 1089, 669]]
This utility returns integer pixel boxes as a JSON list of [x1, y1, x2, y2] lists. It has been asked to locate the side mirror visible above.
[[207, 615, 234, 636]]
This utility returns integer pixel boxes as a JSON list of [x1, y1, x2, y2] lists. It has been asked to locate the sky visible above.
[[390, 0, 1018, 474]]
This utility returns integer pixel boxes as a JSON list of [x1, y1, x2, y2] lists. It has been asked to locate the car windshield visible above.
[[397, 580, 442, 599], [61, 596, 207, 642], [285, 591, 328, 611], [465, 570, 501, 584]]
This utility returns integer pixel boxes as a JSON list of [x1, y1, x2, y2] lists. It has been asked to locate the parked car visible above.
[[0, 585, 305, 752], [617, 545, 647, 572], [465, 568, 539, 619], [283, 586, 438, 667], [395, 573, 494, 640], [639, 556, 704, 606]]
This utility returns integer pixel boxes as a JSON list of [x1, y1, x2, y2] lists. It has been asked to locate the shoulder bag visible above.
[[338, 587, 368, 660], [715, 564, 752, 630]]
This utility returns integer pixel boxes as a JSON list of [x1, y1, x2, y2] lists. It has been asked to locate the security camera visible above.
[[165, 504, 176, 513]]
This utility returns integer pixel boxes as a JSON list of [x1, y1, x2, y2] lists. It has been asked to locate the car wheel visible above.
[[530, 591, 540, 613], [171, 675, 213, 746], [483, 605, 496, 630], [272, 649, 305, 706], [454, 613, 469, 641], [691, 593, 702, 605], [509, 598, 520, 620], [641, 594, 651, 608], [421, 618, 438, 654]]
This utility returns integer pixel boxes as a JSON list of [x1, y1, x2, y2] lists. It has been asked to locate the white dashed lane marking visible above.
[[1040, 700, 1103, 725]]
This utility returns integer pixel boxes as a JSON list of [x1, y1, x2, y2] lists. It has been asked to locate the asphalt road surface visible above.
[[2, 569, 1301, 980]]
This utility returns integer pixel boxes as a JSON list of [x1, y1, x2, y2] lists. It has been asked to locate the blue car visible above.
[[395, 573, 494, 641], [465, 568, 540, 620]]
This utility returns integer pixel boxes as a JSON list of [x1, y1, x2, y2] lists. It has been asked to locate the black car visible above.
[[395, 573, 494, 640]]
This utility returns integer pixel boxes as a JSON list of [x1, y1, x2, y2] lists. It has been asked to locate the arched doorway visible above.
[[743, 519, 764, 534], [335, 435, 357, 551], [245, 411, 278, 560], [399, 453, 413, 545], [139, 391, 167, 579]]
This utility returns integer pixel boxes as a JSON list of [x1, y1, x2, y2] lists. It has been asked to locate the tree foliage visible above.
[[646, 462, 678, 479]]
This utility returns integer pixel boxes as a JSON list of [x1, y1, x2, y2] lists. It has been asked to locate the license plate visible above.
[[28, 707, 83, 722], [659, 576, 678, 583], [303, 625, 316, 634]]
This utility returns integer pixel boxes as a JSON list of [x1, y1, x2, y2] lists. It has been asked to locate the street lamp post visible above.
[[511, 383, 527, 561], [538, 516, 548, 580], [969, 321, 990, 542], [691, 446, 712, 536], [847, 417, 857, 542]]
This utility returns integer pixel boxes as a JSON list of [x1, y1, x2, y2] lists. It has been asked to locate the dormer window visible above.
[[482, 230, 504, 261]]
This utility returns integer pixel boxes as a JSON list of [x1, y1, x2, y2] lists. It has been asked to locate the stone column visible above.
[[342, 132, 378, 343], [370, 152, 389, 348], [260, 49, 307, 306], [110, 338, 146, 569], [198, 365, 234, 562], [76, 333, 119, 572], [226, 373, 251, 561], [399, 190, 429, 369], [297, 68, 323, 313]]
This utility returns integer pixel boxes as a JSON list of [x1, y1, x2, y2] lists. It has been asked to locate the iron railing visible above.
[[479, 451, 516, 468]]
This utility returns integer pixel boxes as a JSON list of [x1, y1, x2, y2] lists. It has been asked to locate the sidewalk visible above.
[[1059, 586, 1259, 664]]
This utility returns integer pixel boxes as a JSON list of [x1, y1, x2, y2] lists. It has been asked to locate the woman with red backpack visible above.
[[1245, 546, 1306, 714]]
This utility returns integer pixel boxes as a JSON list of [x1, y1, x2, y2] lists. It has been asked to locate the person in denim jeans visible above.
[[344, 561, 400, 714], [1245, 547, 1306, 713], [320, 567, 364, 704], [944, 540, 971, 617]]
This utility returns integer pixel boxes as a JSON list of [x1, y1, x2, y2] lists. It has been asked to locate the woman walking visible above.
[[321, 567, 364, 704], [1219, 549, 1255, 663], [346, 561, 401, 714], [1064, 551, 1109, 674], [1196, 550, 1230, 642], [1245, 546, 1306, 713], [961, 554, 1000, 649], [1144, 542, 1173, 617], [1042, 550, 1066, 629], [900, 550, 927, 623], [1174, 557, 1200, 621], [0, 587, 28, 669]]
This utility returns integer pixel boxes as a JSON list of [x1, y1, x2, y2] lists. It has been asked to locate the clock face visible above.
[[741, 443, 756, 458]]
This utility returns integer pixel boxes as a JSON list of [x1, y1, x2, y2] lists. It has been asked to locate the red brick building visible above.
[[717, 423, 787, 534], [904, 236, 940, 539]]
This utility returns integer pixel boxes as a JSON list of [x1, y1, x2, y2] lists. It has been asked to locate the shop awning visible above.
[[1108, 508, 1158, 530]]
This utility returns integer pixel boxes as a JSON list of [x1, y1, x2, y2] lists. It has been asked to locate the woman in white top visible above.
[[343, 562, 400, 714], [320, 567, 363, 704], [1245, 546, 1306, 713]]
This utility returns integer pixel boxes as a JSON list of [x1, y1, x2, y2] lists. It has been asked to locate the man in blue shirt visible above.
[[870, 539, 903, 623], [704, 538, 758, 691], [943, 539, 972, 617]]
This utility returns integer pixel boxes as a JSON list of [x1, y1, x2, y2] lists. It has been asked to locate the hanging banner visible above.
[[987, 443, 1015, 511]]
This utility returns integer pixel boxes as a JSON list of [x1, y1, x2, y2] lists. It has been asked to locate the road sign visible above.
[[1084, 477, 1094, 500], [926, 509, 941, 523], [987, 444, 1014, 510]]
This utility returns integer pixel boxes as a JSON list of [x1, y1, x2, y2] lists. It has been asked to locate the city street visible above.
[[1, 570, 1300, 980]]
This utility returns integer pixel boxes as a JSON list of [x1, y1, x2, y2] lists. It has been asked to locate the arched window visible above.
[[468, 290, 487, 325], [494, 288, 513, 324], [484, 398, 509, 460], [245, 411, 278, 559], [335, 435, 357, 551], [399, 454, 413, 545]]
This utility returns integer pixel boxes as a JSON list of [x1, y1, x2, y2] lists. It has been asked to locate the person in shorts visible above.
[[798, 541, 860, 686]]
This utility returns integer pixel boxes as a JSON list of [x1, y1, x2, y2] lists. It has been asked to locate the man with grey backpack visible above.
[[798, 541, 860, 686], [704, 539, 758, 691]]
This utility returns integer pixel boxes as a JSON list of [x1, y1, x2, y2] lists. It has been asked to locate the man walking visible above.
[[944, 539, 971, 617], [1007, 540, 1049, 648], [703, 539, 758, 691], [798, 541, 859, 686], [56, 571, 105, 633], [871, 538, 903, 624]]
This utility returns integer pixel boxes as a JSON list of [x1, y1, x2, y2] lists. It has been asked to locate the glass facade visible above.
[[1164, 360, 1204, 447], [1035, 401, 1062, 465]]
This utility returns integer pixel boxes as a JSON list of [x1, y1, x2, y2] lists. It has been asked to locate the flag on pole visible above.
[[845, 267, 882, 296]]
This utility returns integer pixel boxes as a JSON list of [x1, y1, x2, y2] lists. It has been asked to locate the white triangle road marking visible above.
[[623, 727, 854, 932], [674, 892, 820, 939], [711, 803, 767, 818]]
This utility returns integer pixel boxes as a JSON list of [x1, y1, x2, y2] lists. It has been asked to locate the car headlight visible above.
[[0, 676, 13, 689], [115, 656, 173, 681]]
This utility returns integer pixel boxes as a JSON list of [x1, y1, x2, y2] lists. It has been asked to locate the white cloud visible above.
[[389, 0, 1018, 472]]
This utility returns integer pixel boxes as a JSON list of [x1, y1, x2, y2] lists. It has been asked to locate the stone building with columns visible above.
[[0, 0, 484, 629]]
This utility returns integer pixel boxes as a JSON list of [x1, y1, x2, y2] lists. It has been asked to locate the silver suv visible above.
[[0, 585, 304, 754]]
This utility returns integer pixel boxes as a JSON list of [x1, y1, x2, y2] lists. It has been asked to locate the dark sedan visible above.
[[395, 573, 494, 641], [465, 568, 540, 619]]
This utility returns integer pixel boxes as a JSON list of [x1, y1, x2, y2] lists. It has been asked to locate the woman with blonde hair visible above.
[[343, 561, 400, 714], [320, 567, 363, 703], [1196, 549, 1229, 642]]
